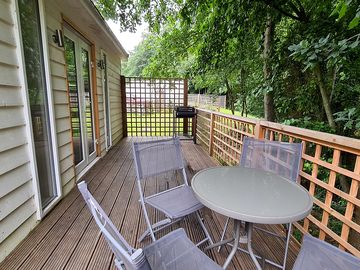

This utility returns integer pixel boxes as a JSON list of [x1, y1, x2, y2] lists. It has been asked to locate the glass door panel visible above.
[[64, 29, 96, 174], [103, 53, 111, 149], [81, 48, 95, 156], [19, 0, 56, 208], [64, 36, 84, 166]]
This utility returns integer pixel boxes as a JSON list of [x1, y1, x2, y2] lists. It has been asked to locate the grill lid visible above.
[[174, 106, 197, 118]]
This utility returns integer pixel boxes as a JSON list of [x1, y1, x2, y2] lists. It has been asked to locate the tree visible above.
[[121, 33, 156, 76], [97, 0, 360, 134]]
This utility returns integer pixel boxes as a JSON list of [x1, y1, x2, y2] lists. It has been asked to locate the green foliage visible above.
[[98, 1, 360, 240], [98, 0, 360, 138], [334, 107, 360, 137], [121, 33, 156, 76], [331, 0, 360, 29], [283, 117, 335, 133], [288, 34, 360, 71]]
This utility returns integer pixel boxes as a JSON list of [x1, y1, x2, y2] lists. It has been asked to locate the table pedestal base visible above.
[[205, 220, 262, 270]]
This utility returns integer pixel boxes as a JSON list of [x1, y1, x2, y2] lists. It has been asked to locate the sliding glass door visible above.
[[64, 29, 96, 174], [102, 52, 112, 150], [18, 0, 58, 208]]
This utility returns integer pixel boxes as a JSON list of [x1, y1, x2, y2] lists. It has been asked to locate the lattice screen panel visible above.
[[125, 77, 192, 137]]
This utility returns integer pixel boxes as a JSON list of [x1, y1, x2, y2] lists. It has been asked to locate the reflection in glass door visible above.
[[19, 0, 57, 208], [82, 48, 95, 156], [64, 30, 96, 174], [102, 53, 112, 150]]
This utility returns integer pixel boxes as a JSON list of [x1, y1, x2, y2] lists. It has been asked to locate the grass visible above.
[[218, 108, 257, 119], [126, 107, 257, 136], [199, 105, 258, 119], [127, 111, 192, 136]]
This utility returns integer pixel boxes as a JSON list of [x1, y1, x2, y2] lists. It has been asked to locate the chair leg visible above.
[[139, 203, 156, 243], [138, 216, 184, 242], [195, 211, 213, 246], [217, 217, 230, 252], [114, 258, 124, 270]]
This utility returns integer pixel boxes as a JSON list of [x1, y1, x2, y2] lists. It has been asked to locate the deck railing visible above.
[[196, 108, 360, 257]]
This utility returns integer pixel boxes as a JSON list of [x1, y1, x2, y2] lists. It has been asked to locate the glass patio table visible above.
[[191, 166, 313, 270]]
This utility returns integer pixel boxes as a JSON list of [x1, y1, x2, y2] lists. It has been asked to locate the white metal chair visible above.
[[132, 137, 213, 246], [219, 137, 303, 270], [78, 181, 222, 270], [293, 234, 360, 270]]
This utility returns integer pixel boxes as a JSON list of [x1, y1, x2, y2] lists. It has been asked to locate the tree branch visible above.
[[261, 0, 308, 22]]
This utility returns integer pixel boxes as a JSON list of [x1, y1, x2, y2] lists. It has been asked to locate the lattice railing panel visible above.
[[196, 108, 360, 258]]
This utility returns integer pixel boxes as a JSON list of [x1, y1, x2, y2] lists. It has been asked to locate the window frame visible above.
[[14, 0, 62, 219], [100, 49, 112, 151]]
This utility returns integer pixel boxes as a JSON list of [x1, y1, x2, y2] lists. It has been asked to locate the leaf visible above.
[[338, 40, 347, 46], [348, 17, 360, 29], [348, 107, 356, 116], [355, 121, 360, 129], [288, 44, 299, 51], [299, 40, 309, 48], [338, 3, 347, 19], [308, 53, 317, 60], [349, 40, 359, 48], [302, 63, 313, 72]]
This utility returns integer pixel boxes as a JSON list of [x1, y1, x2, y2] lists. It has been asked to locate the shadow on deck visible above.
[[0, 137, 301, 270]]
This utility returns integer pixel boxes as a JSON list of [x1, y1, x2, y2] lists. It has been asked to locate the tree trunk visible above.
[[225, 79, 235, 115], [314, 64, 336, 130], [239, 68, 247, 117], [263, 13, 276, 122]]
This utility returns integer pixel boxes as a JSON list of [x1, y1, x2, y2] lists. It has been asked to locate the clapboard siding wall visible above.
[[0, 0, 126, 262], [0, 0, 38, 261], [45, 0, 75, 195], [108, 61, 123, 144]]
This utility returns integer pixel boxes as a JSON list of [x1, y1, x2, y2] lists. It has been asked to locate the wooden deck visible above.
[[0, 137, 301, 270]]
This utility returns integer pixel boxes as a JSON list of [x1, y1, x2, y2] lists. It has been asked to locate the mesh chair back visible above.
[[132, 137, 185, 181], [78, 182, 151, 270], [293, 234, 360, 270], [240, 137, 302, 182]]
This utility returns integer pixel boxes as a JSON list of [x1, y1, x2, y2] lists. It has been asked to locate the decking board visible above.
[[0, 137, 300, 270]]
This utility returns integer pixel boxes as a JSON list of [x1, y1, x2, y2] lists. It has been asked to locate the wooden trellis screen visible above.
[[122, 76, 193, 137], [196, 108, 360, 258]]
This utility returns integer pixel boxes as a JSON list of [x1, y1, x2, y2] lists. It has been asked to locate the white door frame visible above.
[[100, 49, 112, 151], [64, 28, 97, 175], [14, 0, 62, 219]]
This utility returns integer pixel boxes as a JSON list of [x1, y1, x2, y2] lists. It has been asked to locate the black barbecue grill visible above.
[[173, 106, 197, 143], [174, 106, 197, 118]]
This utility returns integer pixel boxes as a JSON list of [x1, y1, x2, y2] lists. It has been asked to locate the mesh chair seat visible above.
[[133, 137, 213, 245], [144, 185, 203, 219], [78, 182, 221, 270], [144, 228, 222, 270], [293, 234, 360, 270]]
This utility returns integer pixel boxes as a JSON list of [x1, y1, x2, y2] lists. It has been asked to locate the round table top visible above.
[[191, 166, 313, 224]]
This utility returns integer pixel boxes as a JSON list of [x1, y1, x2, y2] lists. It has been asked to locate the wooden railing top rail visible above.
[[260, 121, 360, 154], [197, 108, 360, 154], [197, 108, 259, 125]]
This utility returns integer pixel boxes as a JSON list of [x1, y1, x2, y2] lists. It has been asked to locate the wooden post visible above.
[[183, 79, 189, 135], [209, 113, 215, 156], [192, 112, 197, 144], [254, 120, 264, 139], [120, 75, 128, 137]]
